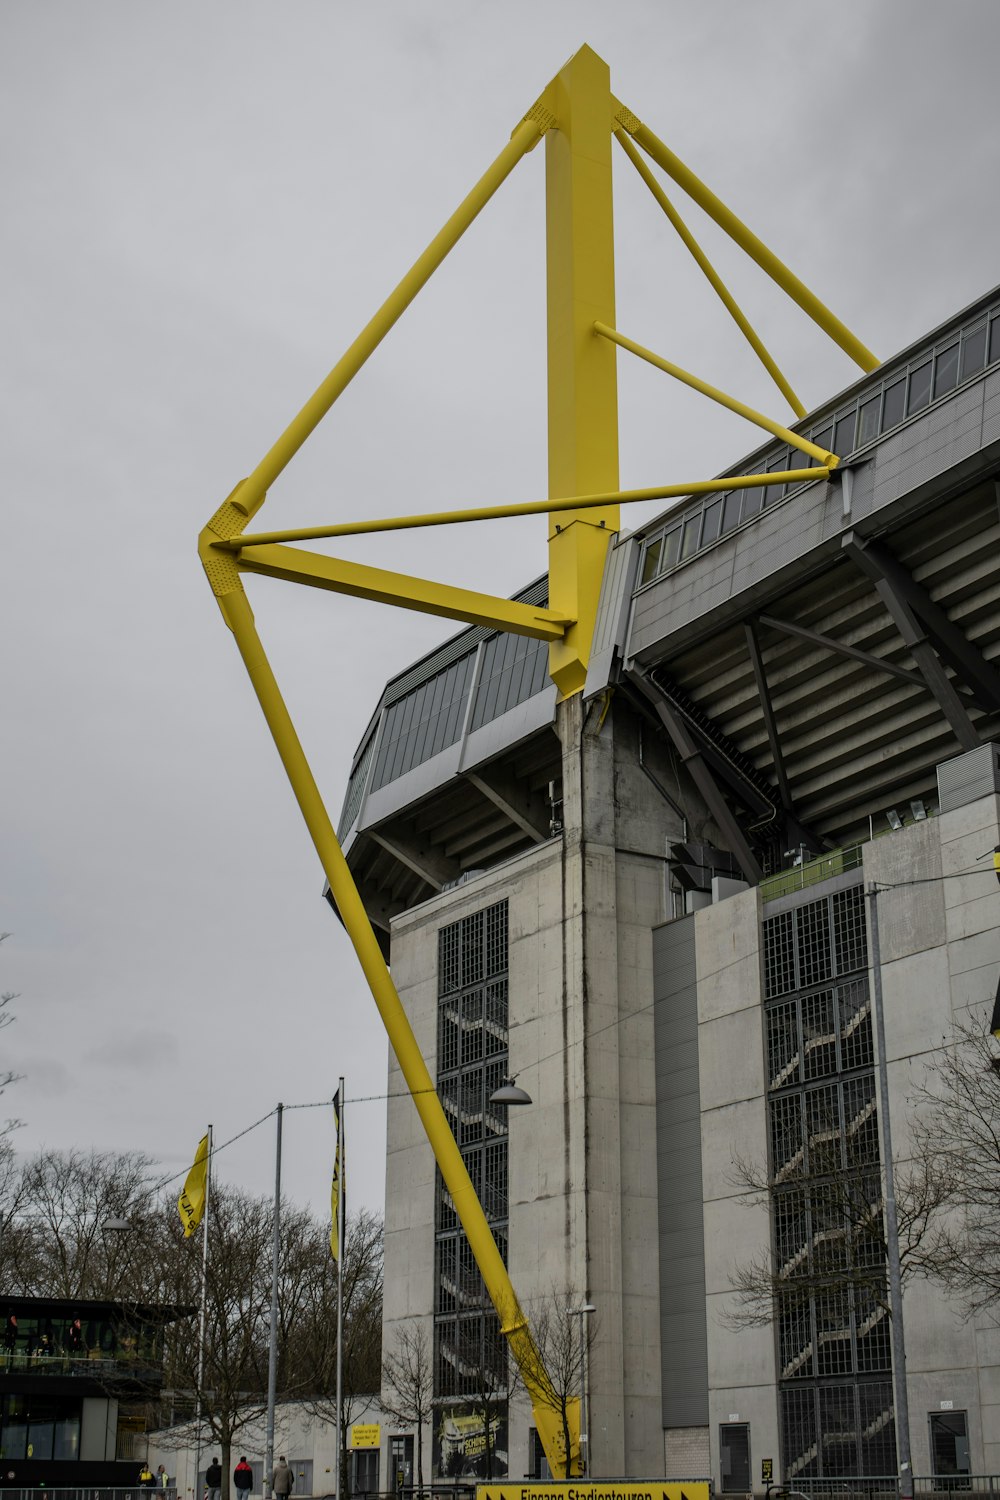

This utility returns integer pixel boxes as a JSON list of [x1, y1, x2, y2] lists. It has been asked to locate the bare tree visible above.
[[0, 933, 24, 1134], [507, 1292, 591, 1479], [297, 1208, 385, 1497], [723, 1139, 946, 1332], [907, 1010, 1000, 1314], [382, 1323, 434, 1496], [12, 1148, 161, 1298], [158, 1185, 330, 1500]]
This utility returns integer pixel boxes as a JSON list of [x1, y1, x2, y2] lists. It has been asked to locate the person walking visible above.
[[272, 1458, 293, 1499], [206, 1458, 223, 1500], [139, 1464, 156, 1492], [157, 1465, 169, 1490], [234, 1458, 253, 1499]]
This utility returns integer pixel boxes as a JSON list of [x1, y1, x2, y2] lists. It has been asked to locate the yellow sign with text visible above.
[[351, 1424, 381, 1449], [479, 1486, 712, 1500]]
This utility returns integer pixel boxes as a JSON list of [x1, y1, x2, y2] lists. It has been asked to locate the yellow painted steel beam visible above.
[[227, 114, 546, 525], [198, 559, 574, 1473], [594, 321, 838, 468], [613, 101, 879, 373], [236, 544, 571, 640], [543, 44, 620, 700], [614, 129, 806, 419], [199, 48, 869, 1482], [213, 465, 830, 550]]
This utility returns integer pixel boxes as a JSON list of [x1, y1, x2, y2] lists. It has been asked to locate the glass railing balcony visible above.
[[0, 1349, 161, 1382]]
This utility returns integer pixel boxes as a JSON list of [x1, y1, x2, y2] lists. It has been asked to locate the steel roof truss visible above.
[[842, 534, 980, 752], [634, 673, 763, 883]]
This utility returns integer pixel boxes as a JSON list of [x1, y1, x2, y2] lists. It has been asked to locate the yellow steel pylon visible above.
[[199, 43, 874, 1476]]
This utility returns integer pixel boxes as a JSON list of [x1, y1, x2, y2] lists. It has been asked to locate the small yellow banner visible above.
[[177, 1134, 209, 1239], [351, 1424, 380, 1450], [330, 1092, 342, 1263]]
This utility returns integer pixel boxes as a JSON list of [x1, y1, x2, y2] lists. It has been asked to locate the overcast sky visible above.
[[3, 1, 1000, 1227]]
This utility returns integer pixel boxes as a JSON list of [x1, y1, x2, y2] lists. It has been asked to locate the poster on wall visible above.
[[433, 1403, 508, 1479]]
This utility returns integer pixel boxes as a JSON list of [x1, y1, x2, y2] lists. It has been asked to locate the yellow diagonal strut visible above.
[[200, 43, 875, 1480]]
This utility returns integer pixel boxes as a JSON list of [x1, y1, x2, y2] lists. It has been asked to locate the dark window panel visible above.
[[960, 322, 987, 379], [721, 490, 743, 533], [701, 497, 724, 545], [907, 359, 932, 414], [661, 526, 682, 569], [680, 513, 701, 558], [881, 378, 905, 430], [767, 450, 789, 501], [858, 393, 881, 446], [528, 641, 549, 696], [990, 314, 1000, 367], [640, 536, 662, 584], [933, 341, 959, 399], [812, 426, 834, 462], [742, 488, 764, 520], [833, 410, 857, 456]]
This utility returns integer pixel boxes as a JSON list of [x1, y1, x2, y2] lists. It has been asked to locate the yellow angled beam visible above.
[[614, 130, 806, 419], [594, 321, 838, 467], [213, 588, 572, 1474], [228, 114, 546, 524], [236, 543, 571, 640], [614, 103, 879, 373], [214, 464, 831, 551]]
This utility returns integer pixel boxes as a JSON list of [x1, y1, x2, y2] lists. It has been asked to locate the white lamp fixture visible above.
[[489, 1077, 532, 1106]]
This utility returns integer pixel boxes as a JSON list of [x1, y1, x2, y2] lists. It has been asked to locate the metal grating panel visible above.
[[434, 901, 510, 1403], [936, 741, 1000, 812]]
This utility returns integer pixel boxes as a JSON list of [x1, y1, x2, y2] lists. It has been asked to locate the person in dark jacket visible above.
[[234, 1459, 253, 1497], [206, 1458, 222, 1500]]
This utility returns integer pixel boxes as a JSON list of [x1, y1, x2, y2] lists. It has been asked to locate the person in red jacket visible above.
[[234, 1458, 253, 1498]]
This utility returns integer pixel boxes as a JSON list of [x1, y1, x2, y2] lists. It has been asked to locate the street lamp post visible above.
[[100, 1215, 133, 1295], [568, 1303, 596, 1477], [866, 886, 912, 1500]]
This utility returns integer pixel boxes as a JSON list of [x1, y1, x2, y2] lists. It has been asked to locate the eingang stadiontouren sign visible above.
[[478, 1484, 712, 1500]]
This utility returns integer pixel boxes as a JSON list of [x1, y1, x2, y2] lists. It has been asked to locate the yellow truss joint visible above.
[[235, 544, 572, 641], [198, 482, 255, 629]]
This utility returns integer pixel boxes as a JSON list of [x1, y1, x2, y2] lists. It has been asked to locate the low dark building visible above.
[[0, 1296, 194, 1489]]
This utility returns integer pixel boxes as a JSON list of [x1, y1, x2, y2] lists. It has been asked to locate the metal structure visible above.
[[199, 44, 874, 1475]]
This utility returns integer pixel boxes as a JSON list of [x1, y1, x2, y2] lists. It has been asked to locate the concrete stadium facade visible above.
[[336, 283, 1000, 1488]]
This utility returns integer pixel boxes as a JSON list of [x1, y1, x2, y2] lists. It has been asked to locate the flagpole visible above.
[[335, 1078, 345, 1500], [194, 1123, 212, 1500], [265, 1104, 284, 1500]]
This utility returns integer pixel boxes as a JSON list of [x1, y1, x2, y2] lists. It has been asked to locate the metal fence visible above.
[[759, 843, 864, 902], [758, 1479, 1000, 1500], [0, 1490, 178, 1500]]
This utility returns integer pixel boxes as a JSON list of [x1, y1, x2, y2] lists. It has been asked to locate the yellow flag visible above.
[[178, 1134, 209, 1238], [330, 1092, 343, 1263]]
